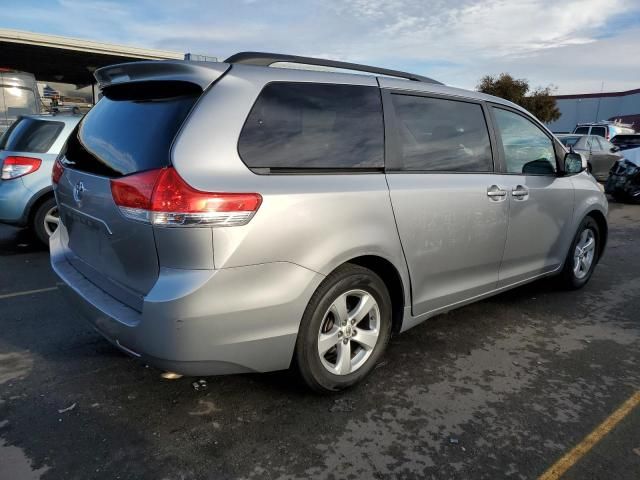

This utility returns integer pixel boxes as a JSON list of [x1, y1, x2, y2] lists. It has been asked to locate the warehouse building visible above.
[[548, 87, 640, 133]]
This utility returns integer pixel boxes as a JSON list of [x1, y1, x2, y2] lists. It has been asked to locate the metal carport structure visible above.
[[0, 28, 184, 89]]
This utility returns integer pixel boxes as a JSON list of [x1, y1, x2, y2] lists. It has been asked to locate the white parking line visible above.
[[0, 286, 58, 300]]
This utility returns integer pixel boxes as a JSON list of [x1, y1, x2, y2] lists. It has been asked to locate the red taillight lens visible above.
[[1, 156, 42, 180], [110, 168, 161, 210], [110, 167, 262, 227], [52, 158, 64, 184], [150, 168, 262, 213]]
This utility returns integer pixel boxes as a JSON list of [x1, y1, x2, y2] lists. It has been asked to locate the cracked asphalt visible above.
[[0, 201, 638, 480]]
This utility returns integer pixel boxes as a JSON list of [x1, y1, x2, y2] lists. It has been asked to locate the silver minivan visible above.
[[51, 53, 608, 392]]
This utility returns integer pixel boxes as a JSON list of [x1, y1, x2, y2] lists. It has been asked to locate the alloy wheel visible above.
[[317, 289, 380, 375], [573, 228, 596, 279], [43, 206, 59, 237]]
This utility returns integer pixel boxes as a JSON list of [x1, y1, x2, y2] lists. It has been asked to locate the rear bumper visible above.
[[50, 227, 324, 376], [0, 178, 32, 226]]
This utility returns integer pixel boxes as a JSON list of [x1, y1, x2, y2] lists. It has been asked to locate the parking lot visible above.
[[0, 201, 638, 479]]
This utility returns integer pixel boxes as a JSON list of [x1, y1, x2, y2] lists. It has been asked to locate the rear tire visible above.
[[32, 197, 59, 247], [558, 216, 600, 290], [295, 264, 392, 393]]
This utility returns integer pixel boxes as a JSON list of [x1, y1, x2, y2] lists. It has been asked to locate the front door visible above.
[[490, 106, 575, 287], [384, 91, 509, 316]]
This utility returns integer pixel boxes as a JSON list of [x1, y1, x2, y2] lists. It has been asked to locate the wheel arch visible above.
[[585, 209, 608, 258], [26, 187, 55, 228], [343, 255, 407, 335]]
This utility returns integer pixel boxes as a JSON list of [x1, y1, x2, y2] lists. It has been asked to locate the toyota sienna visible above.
[[50, 53, 608, 392]]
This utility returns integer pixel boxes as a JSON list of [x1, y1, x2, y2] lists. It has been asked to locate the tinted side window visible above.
[[493, 108, 556, 175], [238, 83, 383, 170], [0, 117, 64, 153], [391, 94, 493, 172], [574, 127, 590, 135], [590, 127, 606, 138]]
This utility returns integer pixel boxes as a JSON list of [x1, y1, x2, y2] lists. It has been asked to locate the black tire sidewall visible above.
[[295, 265, 392, 393], [562, 217, 600, 289], [32, 197, 57, 246]]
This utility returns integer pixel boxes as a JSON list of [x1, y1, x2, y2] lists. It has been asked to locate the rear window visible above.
[[611, 135, 640, 148], [238, 82, 384, 171], [63, 81, 200, 178], [0, 117, 64, 153], [574, 127, 590, 135]]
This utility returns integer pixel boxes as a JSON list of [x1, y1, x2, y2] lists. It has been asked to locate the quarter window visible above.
[[238, 83, 384, 170], [493, 108, 557, 175], [391, 94, 493, 172]]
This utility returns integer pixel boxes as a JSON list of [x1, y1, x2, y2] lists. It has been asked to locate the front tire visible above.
[[559, 216, 600, 289], [295, 264, 392, 393], [32, 197, 59, 247]]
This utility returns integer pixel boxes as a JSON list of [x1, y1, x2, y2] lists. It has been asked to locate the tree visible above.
[[477, 73, 561, 123]]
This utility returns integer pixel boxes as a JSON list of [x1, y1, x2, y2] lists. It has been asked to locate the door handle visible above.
[[511, 185, 529, 198], [487, 185, 507, 200]]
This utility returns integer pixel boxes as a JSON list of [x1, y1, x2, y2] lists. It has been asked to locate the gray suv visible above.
[[51, 53, 608, 392]]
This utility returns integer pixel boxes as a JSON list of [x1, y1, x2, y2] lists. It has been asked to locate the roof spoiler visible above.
[[94, 60, 229, 90], [225, 52, 442, 85]]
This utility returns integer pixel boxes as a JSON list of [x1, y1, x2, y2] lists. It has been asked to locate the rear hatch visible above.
[[55, 61, 228, 310]]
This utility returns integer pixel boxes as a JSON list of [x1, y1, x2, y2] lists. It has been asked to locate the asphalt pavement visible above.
[[0, 202, 638, 480]]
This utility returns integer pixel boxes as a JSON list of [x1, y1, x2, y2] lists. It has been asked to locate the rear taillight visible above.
[[1, 156, 42, 180], [110, 167, 262, 227], [52, 158, 64, 185]]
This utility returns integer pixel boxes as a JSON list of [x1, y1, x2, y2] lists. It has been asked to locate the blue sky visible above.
[[2, 0, 640, 94]]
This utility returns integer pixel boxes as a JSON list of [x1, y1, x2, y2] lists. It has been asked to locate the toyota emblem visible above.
[[73, 181, 85, 204]]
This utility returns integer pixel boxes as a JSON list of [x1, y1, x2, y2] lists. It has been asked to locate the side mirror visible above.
[[564, 152, 587, 174], [611, 145, 620, 152]]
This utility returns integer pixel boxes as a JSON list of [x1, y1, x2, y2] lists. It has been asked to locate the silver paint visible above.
[[51, 59, 609, 375]]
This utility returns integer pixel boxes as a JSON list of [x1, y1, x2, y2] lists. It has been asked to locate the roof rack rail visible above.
[[224, 52, 443, 85]]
